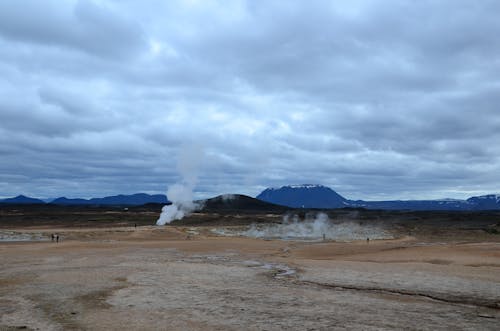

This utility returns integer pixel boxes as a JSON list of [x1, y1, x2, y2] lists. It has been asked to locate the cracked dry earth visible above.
[[0, 226, 499, 330]]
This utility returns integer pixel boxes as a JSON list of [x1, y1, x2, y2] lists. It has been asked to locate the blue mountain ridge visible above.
[[0, 195, 46, 204], [256, 185, 500, 211], [0, 193, 168, 206]]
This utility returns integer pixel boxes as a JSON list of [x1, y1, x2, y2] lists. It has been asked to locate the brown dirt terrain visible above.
[[1, 208, 500, 330]]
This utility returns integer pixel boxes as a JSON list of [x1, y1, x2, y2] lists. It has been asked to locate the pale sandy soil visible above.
[[0, 225, 499, 330]]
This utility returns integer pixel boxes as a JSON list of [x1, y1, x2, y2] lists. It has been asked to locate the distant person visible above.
[[367, 237, 370, 244], [56, 234, 59, 243], [134, 223, 137, 229], [51, 233, 55, 242]]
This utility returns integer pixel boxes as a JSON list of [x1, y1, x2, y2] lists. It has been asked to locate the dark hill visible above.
[[199, 194, 288, 213]]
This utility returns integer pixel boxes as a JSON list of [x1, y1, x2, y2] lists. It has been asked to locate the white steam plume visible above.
[[156, 145, 204, 225]]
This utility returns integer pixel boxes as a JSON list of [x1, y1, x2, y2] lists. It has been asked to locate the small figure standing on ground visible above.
[[366, 237, 370, 244], [134, 223, 137, 229], [56, 234, 59, 243], [51, 233, 55, 242]]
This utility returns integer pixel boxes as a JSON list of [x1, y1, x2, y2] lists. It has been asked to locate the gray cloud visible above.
[[0, 0, 145, 58], [1, 0, 499, 200]]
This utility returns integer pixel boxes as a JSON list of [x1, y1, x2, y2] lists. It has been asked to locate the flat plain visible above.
[[1, 205, 499, 330]]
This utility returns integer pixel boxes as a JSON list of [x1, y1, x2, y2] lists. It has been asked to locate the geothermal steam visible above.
[[156, 145, 204, 225], [241, 213, 391, 240]]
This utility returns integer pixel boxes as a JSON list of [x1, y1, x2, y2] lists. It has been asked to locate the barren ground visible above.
[[1, 223, 499, 330]]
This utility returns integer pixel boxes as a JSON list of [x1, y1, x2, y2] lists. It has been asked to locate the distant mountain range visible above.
[[2, 186, 500, 211], [0, 193, 168, 206], [257, 184, 500, 211]]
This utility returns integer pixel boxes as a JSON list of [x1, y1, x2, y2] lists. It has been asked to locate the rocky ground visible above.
[[0, 223, 499, 330]]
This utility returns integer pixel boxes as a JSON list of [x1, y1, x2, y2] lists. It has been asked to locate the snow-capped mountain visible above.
[[256, 185, 500, 211], [466, 194, 500, 210], [257, 184, 347, 208]]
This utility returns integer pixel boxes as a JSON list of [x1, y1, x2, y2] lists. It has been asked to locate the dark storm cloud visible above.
[[1, 0, 499, 200]]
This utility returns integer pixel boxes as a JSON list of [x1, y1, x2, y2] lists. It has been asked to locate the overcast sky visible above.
[[1, 0, 500, 200]]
